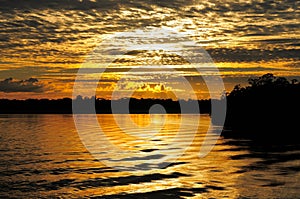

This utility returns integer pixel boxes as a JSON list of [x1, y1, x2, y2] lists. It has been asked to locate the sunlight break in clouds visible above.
[[72, 27, 225, 100], [0, 0, 299, 99]]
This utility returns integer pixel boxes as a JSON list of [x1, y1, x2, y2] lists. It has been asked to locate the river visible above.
[[0, 114, 299, 198]]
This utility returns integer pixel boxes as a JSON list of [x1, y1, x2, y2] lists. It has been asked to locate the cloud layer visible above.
[[0, 0, 299, 99], [0, 78, 45, 93], [0, 0, 299, 67]]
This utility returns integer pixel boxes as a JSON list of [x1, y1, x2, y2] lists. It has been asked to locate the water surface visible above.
[[0, 114, 299, 198]]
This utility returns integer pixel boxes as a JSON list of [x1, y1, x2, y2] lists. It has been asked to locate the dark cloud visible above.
[[0, 77, 45, 93], [1, 0, 297, 13], [207, 48, 300, 63], [0, 0, 118, 11], [0, 0, 192, 11]]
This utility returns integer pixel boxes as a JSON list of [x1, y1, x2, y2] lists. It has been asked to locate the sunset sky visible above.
[[0, 0, 299, 99]]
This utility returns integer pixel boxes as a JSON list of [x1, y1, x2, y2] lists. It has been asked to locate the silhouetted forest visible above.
[[223, 73, 300, 140], [0, 97, 211, 114], [0, 73, 299, 140]]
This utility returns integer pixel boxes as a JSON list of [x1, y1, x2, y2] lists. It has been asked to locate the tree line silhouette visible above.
[[0, 73, 299, 139], [223, 73, 300, 140], [0, 96, 211, 114]]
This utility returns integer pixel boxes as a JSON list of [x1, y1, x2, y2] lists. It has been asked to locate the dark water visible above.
[[0, 114, 299, 198]]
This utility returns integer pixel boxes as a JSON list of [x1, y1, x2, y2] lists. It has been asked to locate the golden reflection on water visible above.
[[0, 114, 299, 198], [72, 114, 243, 197]]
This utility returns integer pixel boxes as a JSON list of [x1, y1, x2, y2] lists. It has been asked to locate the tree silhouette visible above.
[[224, 73, 300, 140]]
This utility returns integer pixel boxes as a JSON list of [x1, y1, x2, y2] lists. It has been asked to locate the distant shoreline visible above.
[[0, 98, 212, 114], [1, 74, 299, 141]]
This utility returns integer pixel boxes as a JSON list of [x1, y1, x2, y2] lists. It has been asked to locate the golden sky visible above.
[[0, 0, 299, 99]]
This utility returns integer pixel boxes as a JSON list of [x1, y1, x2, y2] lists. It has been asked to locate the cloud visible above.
[[0, 77, 45, 93], [0, 0, 299, 67], [207, 48, 300, 63], [112, 50, 190, 66]]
